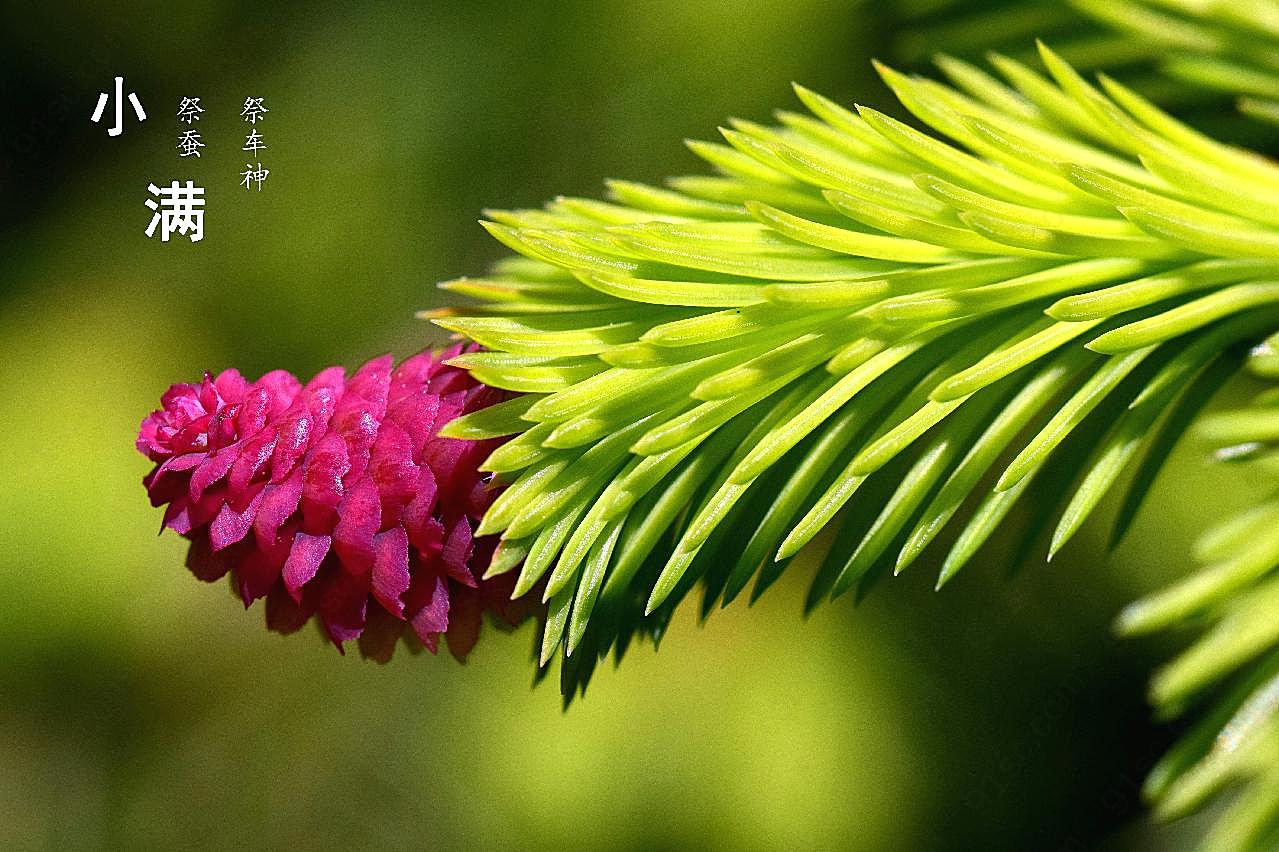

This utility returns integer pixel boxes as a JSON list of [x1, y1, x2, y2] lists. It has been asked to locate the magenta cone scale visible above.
[[138, 347, 533, 661]]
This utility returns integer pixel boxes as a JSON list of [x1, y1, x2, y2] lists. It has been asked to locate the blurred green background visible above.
[[0, 2, 1258, 849]]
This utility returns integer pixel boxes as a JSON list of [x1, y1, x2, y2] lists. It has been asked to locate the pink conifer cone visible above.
[[137, 346, 535, 661]]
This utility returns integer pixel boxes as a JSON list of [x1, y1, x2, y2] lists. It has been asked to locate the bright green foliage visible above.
[[896, 0, 1279, 126], [1122, 347, 1279, 851], [435, 43, 1279, 842]]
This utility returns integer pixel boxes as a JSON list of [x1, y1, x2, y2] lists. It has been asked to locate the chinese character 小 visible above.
[[144, 181, 205, 242], [91, 76, 146, 137]]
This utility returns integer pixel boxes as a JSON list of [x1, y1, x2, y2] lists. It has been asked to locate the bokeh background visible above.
[[0, 2, 1263, 848]]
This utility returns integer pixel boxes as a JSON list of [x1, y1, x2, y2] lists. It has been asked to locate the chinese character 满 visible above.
[[144, 181, 205, 243]]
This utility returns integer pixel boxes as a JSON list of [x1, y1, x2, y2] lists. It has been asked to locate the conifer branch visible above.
[[435, 42, 1279, 843], [898, 0, 1279, 126]]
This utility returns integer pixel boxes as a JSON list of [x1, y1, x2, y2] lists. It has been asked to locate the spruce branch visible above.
[[1123, 346, 1279, 851], [434, 41, 1279, 841], [896, 0, 1279, 126]]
